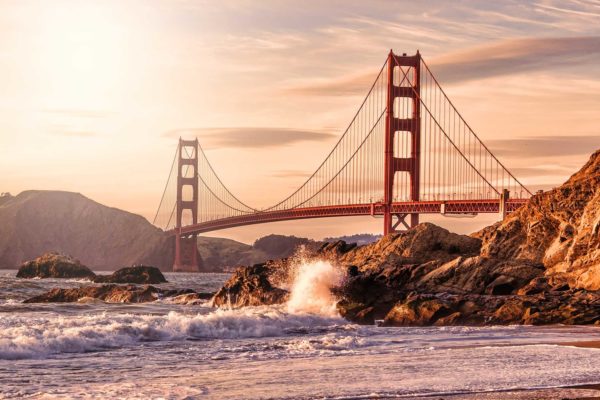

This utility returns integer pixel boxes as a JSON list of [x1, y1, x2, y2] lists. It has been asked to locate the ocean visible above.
[[1, 267, 600, 399]]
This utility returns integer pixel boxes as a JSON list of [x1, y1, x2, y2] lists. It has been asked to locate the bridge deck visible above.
[[170, 199, 526, 236]]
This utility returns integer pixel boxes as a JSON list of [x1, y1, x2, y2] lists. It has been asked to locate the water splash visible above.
[[286, 259, 345, 316]]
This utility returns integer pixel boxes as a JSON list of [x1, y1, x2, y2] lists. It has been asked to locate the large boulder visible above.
[[16, 252, 96, 279], [411, 256, 545, 295], [339, 223, 481, 271], [211, 263, 289, 308], [23, 284, 208, 303], [93, 265, 167, 284]]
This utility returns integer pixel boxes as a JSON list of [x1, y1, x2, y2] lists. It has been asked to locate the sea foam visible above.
[[286, 259, 345, 317], [0, 307, 346, 360]]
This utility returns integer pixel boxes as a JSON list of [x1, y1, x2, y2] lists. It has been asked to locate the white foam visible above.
[[0, 307, 345, 360], [286, 259, 345, 316]]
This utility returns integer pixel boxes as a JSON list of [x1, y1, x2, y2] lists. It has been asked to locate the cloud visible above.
[[430, 36, 600, 83], [488, 135, 600, 158], [285, 36, 600, 96], [164, 127, 336, 148], [284, 70, 382, 96]]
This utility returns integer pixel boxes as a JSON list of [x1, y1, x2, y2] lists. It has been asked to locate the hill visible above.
[[0, 191, 321, 272], [0, 191, 173, 270]]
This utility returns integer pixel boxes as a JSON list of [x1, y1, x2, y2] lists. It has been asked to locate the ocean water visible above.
[[1, 265, 600, 400]]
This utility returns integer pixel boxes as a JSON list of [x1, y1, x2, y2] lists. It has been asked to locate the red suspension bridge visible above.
[[154, 51, 531, 271]]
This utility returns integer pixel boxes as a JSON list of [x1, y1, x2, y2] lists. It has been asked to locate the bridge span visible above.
[[154, 51, 531, 271]]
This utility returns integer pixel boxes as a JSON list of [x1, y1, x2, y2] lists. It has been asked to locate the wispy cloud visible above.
[[164, 127, 336, 148], [285, 36, 600, 96], [431, 36, 600, 83], [488, 135, 600, 158], [283, 70, 382, 96]]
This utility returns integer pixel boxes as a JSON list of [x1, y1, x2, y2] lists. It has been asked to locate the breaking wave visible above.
[[286, 259, 345, 316], [0, 306, 347, 360]]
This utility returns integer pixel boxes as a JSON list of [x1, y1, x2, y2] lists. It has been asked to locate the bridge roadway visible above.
[[170, 198, 527, 236]]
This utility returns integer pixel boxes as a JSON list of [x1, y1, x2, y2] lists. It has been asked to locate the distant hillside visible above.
[[323, 233, 382, 246], [0, 191, 173, 270], [0, 191, 327, 272], [199, 235, 318, 272]]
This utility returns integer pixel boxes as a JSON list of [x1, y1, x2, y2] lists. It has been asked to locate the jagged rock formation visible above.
[[23, 284, 213, 304], [477, 149, 600, 290], [211, 263, 289, 308], [16, 252, 95, 279]]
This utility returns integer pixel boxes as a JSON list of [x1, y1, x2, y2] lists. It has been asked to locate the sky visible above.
[[0, 0, 599, 243]]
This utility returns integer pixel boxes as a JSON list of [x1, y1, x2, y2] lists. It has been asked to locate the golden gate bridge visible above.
[[153, 51, 531, 271]]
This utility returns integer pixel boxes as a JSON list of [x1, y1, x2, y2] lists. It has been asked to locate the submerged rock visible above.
[[93, 265, 167, 284], [16, 252, 95, 280], [211, 263, 289, 308], [23, 284, 210, 304]]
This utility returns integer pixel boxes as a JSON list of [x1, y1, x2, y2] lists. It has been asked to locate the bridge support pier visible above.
[[384, 50, 421, 235], [499, 189, 510, 220], [173, 138, 200, 272]]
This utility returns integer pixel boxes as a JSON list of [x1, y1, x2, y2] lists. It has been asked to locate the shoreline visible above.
[[407, 383, 600, 400]]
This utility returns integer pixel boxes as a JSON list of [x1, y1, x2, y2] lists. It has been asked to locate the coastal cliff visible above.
[[212, 149, 600, 326]]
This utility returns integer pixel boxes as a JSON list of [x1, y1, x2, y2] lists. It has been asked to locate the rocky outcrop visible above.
[[477, 149, 600, 290], [16, 252, 95, 279], [211, 263, 289, 308], [381, 290, 600, 326], [338, 223, 482, 270], [23, 284, 213, 303], [93, 266, 166, 284], [17, 253, 168, 284]]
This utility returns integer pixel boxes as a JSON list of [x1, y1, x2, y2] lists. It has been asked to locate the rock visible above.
[[168, 292, 214, 305], [412, 256, 545, 295], [339, 223, 482, 271], [16, 252, 96, 279], [477, 149, 600, 290], [93, 265, 167, 284], [23, 284, 207, 304], [383, 293, 453, 326], [211, 263, 289, 308]]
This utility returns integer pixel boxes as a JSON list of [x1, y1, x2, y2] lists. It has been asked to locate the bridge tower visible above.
[[173, 138, 200, 272], [384, 50, 421, 235]]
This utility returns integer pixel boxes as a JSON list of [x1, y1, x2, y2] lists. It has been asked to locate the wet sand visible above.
[[410, 387, 600, 399], [407, 341, 600, 400]]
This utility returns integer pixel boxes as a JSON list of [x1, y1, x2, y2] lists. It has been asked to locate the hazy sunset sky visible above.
[[1, 0, 599, 242]]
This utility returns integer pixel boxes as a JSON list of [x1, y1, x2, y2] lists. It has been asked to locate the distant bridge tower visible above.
[[173, 138, 200, 272], [384, 50, 421, 235]]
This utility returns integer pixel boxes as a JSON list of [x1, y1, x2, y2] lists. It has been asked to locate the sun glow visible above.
[[34, 2, 128, 112]]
